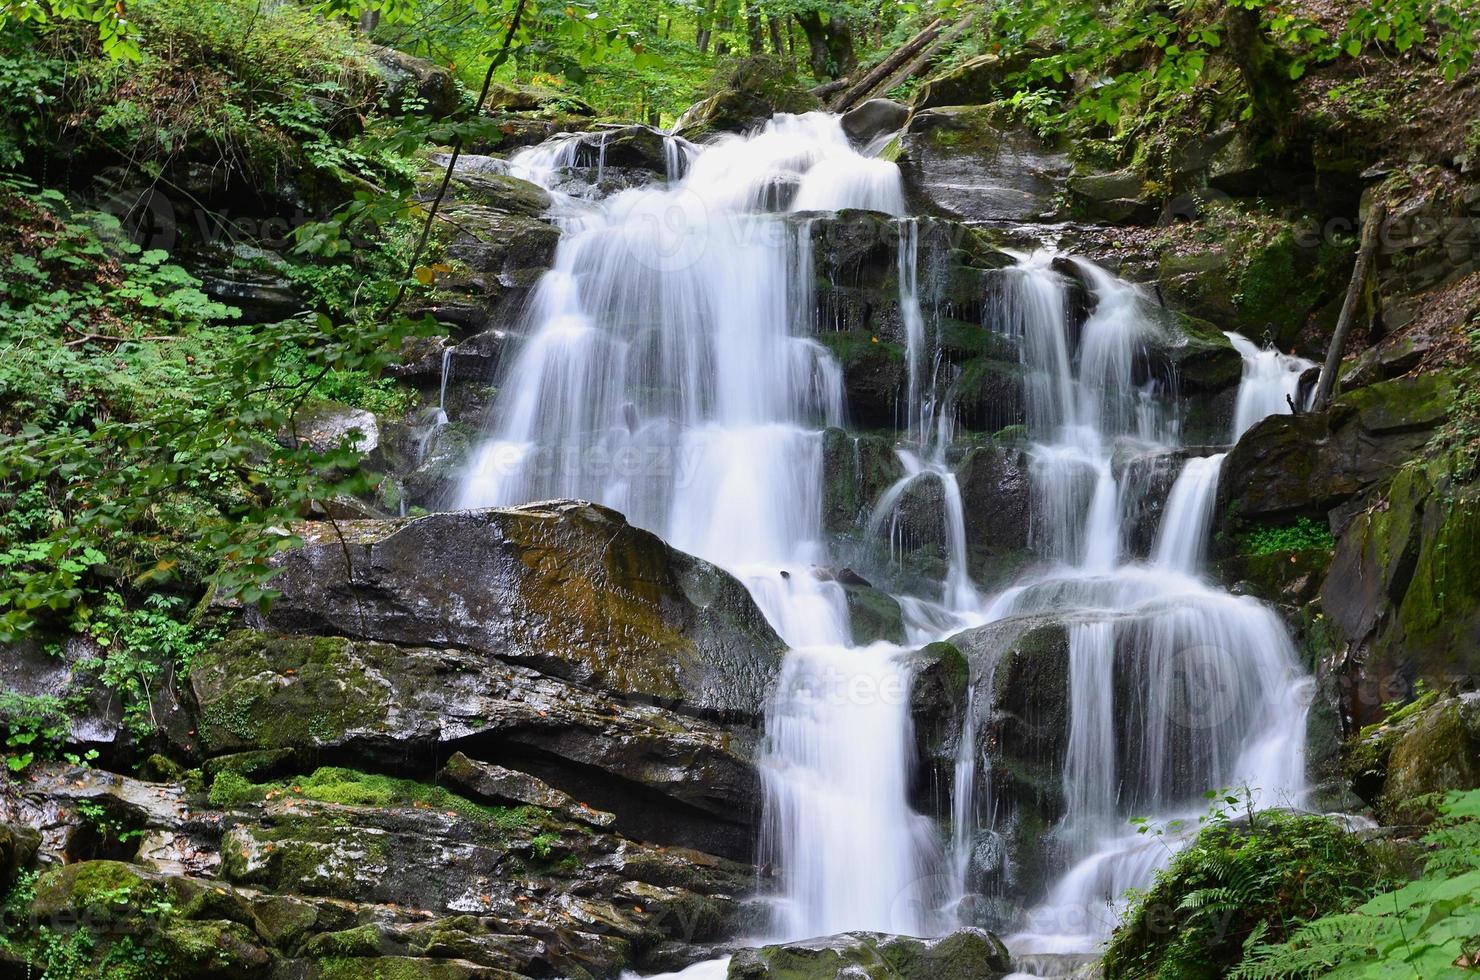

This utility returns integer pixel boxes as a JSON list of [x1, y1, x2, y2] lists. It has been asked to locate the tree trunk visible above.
[[794, 11, 855, 79], [1225, 5, 1297, 137], [747, 5, 765, 54], [697, 0, 716, 54], [832, 17, 944, 111], [769, 16, 786, 59], [855, 11, 976, 107], [1315, 201, 1387, 410]]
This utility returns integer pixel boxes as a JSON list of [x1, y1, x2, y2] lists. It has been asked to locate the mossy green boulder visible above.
[[241, 500, 786, 721]]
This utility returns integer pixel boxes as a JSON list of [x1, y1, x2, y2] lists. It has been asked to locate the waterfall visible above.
[[971, 257, 1312, 958], [1226, 331, 1315, 440], [1152, 453, 1227, 574], [458, 112, 1315, 972], [457, 113, 944, 946]]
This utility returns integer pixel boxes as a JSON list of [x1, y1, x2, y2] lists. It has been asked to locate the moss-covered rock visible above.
[[156, 918, 274, 979], [955, 444, 1032, 591], [841, 581, 907, 645], [190, 633, 765, 858], [1320, 452, 1480, 723], [728, 928, 1011, 979], [914, 50, 1047, 111], [1217, 371, 1454, 531], [1373, 694, 1480, 826], [820, 428, 906, 534], [240, 500, 786, 721], [673, 56, 820, 142], [897, 106, 1069, 224]]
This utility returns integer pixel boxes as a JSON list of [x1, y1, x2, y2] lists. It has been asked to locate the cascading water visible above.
[[457, 113, 945, 950], [965, 257, 1313, 963], [455, 108, 1316, 977], [1226, 331, 1316, 440]]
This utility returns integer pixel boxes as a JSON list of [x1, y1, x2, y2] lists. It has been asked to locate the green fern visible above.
[[1232, 789, 1480, 979]]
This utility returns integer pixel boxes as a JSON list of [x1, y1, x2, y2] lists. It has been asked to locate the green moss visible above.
[[206, 765, 549, 830], [32, 861, 155, 919], [318, 956, 488, 980], [302, 924, 384, 958], [208, 770, 269, 807], [1103, 810, 1391, 980], [194, 633, 392, 752]]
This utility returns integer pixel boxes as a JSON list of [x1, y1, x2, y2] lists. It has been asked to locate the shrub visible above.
[[1104, 807, 1391, 979]]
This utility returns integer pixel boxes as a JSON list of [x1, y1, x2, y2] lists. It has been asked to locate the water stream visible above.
[[453, 112, 1313, 976]]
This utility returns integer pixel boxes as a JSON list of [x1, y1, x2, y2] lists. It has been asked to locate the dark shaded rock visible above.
[[439, 203, 561, 283], [951, 617, 1072, 825], [674, 56, 821, 142], [905, 641, 971, 790], [840, 99, 909, 146], [1067, 165, 1159, 225], [189, 632, 763, 857], [444, 170, 551, 217], [954, 357, 1025, 434], [439, 751, 616, 827], [898, 107, 1069, 224], [1322, 455, 1480, 725], [370, 45, 460, 119], [0, 822, 40, 889], [841, 581, 907, 645], [956, 444, 1031, 589], [1115, 448, 1185, 561], [244, 501, 786, 721], [196, 270, 302, 321], [818, 330, 907, 430], [913, 49, 1049, 111], [728, 928, 1011, 979], [1217, 371, 1454, 529], [821, 428, 908, 534]]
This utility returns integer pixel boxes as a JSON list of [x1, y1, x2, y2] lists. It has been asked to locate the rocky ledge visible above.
[[1, 501, 797, 977]]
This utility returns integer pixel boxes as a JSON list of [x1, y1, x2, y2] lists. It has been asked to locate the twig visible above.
[[385, 0, 528, 316]]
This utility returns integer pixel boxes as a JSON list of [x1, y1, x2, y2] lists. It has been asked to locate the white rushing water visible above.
[[1226, 331, 1316, 440], [458, 113, 945, 948], [973, 258, 1312, 960], [455, 113, 1315, 976]]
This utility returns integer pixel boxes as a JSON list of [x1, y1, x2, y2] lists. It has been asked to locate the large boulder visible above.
[[728, 928, 1012, 979], [840, 99, 909, 146], [370, 45, 460, 119], [955, 444, 1032, 589], [1350, 693, 1480, 825], [897, 106, 1070, 224], [189, 632, 763, 857], [243, 501, 786, 721], [1322, 456, 1480, 723], [674, 56, 821, 142], [1216, 371, 1454, 529]]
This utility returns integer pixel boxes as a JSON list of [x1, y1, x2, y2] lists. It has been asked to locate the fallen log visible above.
[[1314, 199, 1387, 410]]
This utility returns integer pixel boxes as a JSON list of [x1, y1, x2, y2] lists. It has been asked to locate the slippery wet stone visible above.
[[239, 500, 787, 721], [189, 631, 763, 857]]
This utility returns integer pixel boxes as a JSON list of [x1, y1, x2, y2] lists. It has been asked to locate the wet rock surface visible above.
[[242, 500, 787, 722], [897, 106, 1070, 224], [728, 928, 1012, 979]]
